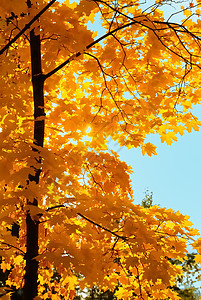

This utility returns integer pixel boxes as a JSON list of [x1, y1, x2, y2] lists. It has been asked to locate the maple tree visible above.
[[1, 0, 201, 299]]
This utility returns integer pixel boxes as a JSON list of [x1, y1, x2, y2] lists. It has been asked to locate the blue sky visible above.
[[116, 104, 201, 234]]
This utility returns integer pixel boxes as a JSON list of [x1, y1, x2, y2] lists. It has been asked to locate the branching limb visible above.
[[0, 242, 25, 255], [77, 212, 128, 241], [96, 0, 201, 67], [0, 0, 56, 55], [44, 204, 128, 241], [43, 21, 137, 79]]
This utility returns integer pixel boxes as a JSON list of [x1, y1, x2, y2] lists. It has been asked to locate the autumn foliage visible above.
[[0, 0, 201, 299]]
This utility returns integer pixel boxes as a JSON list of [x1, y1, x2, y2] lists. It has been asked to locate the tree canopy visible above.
[[0, 0, 201, 299]]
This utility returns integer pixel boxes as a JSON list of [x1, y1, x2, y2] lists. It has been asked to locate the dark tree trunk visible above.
[[23, 29, 45, 300]]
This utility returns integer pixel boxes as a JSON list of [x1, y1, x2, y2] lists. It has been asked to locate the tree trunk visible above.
[[23, 29, 45, 300]]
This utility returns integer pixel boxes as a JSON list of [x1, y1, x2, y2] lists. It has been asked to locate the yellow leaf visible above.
[[161, 131, 177, 145], [142, 142, 157, 156], [0, 262, 11, 273], [195, 254, 201, 264], [14, 256, 23, 265], [115, 287, 130, 299]]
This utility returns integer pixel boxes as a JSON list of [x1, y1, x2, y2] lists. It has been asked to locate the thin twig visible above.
[[46, 204, 66, 212], [77, 212, 128, 241]]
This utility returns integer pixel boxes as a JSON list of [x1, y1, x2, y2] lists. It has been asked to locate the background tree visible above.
[[170, 253, 201, 300], [141, 190, 153, 209], [0, 0, 201, 299], [141, 191, 201, 300]]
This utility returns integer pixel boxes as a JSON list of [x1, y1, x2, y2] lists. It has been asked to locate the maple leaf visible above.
[[142, 142, 157, 156]]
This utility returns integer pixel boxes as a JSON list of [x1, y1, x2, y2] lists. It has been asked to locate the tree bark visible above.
[[23, 29, 45, 300]]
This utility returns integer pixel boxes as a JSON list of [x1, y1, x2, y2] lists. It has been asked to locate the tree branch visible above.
[[0, 0, 56, 56], [77, 213, 128, 241], [96, 0, 201, 66], [43, 11, 201, 80], [45, 204, 128, 241], [0, 242, 25, 255], [46, 204, 66, 212], [43, 21, 137, 79]]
